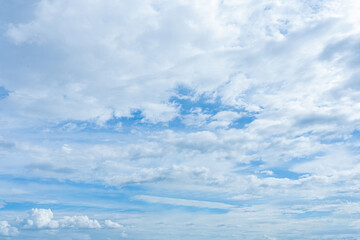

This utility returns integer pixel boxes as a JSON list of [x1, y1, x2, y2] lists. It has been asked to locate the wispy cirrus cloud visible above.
[[134, 195, 235, 209]]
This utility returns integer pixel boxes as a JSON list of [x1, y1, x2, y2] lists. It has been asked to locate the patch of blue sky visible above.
[[0, 175, 135, 208], [235, 158, 309, 180], [266, 168, 304, 180], [0, 201, 86, 213], [0, 202, 41, 212], [0, 174, 124, 195], [349, 129, 360, 140], [281, 153, 325, 167], [1, 174, 236, 214], [0, 0, 37, 25], [0, 194, 142, 215], [229, 115, 256, 128], [0, 86, 9, 99]]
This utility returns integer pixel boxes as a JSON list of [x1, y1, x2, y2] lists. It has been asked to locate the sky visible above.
[[1, 0, 360, 239]]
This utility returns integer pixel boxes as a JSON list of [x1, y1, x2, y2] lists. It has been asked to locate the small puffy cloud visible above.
[[104, 220, 124, 229], [257, 170, 274, 176], [60, 216, 101, 229], [24, 208, 59, 229], [0, 221, 18, 236]]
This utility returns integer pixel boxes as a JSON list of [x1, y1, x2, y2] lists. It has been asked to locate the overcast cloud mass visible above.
[[1, 0, 360, 239]]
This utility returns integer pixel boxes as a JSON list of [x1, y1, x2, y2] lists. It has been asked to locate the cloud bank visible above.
[[1, 0, 360, 239]]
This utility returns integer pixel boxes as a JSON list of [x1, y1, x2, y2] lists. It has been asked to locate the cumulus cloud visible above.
[[23, 208, 101, 229], [59, 216, 101, 229], [24, 208, 59, 229], [0, 221, 18, 236]]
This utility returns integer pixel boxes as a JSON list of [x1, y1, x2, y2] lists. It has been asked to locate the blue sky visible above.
[[1, 0, 360, 239]]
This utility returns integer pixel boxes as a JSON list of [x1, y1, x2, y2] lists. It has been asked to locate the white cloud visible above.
[[4, 0, 232, 123], [291, 148, 360, 176], [2, 0, 360, 238], [3, 0, 353, 126], [23, 208, 101, 229], [62, 144, 72, 153], [229, 194, 262, 201], [104, 220, 124, 229], [24, 208, 59, 229], [257, 170, 274, 176], [0, 221, 18, 236], [60, 216, 101, 229], [182, 108, 211, 127], [208, 111, 243, 128]]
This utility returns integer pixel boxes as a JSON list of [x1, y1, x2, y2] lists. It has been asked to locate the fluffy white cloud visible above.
[[23, 208, 101, 229], [3, 0, 356, 125], [4, 0, 230, 123], [2, 1, 360, 192], [24, 208, 59, 229], [0, 221, 18, 236], [60, 216, 101, 229]]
